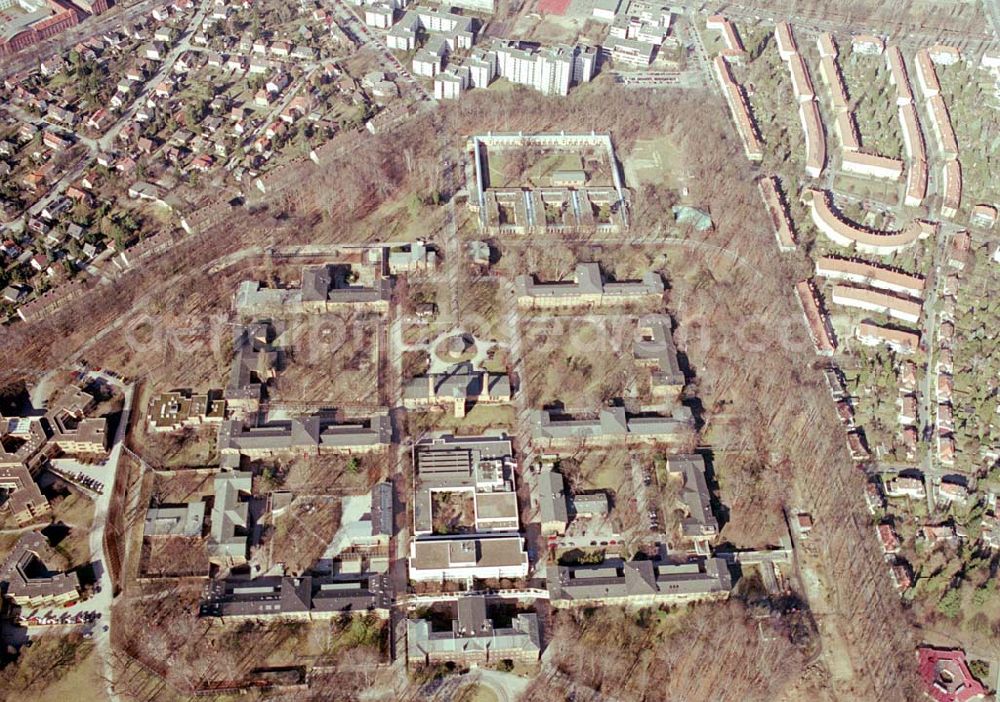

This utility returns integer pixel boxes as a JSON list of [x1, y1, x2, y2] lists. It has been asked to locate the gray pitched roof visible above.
[[370, 482, 394, 538], [200, 574, 388, 617], [225, 322, 276, 400], [218, 414, 391, 454], [403, 363, 511, 402], [208, 470, 253, 560], [634, 315, 685, 388], [531, 407, 693, 441], [538, 469, 569, 526], [144, 501, 206, 537], [666, 454, 719, 538], [548, 558, 731, 601]]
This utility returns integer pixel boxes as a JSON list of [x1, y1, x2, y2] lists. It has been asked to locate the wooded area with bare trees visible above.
[[524, 601, 824, 702]]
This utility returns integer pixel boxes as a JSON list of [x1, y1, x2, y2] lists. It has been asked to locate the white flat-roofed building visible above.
[[592, 0, 620, 21], [466, 49, 497, 87], [488, 40, 596, 96], [851, 34, 884, 55], [434, 66, 470, 99], [408, 535, 529, 582], [928, 44, 960, 65], [444, 0, 494, 13], [364, 4, 393, 27], [603, 36, 655, 67], [413, 47, 444, 77]]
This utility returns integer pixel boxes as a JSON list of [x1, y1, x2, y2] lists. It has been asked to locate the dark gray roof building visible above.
[[538, 468, 569, 534], [547, 558, 731, 605], [219, 414, 391, 456], [634, 315, 685, 393], [224, 322, 277, 405], [403, 363, 512, 408], [1, 531, 80, 606], [570, 492, 610, 517], [144, 501, 206, 537], [208, 470, 253, 565], [199, 574, 389, 618], [303, 264, 392, 305], [666, 454, 719, 544], [531, 406, 694, 446]]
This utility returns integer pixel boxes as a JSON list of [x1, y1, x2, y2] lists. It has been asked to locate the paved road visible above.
[[629, 453, 652, 526], [21, 371, 133, 702], [441, 161, 462, 322], [983, 0, 1000, 40], [918, 225, 952, 467], [504, 282, 535, 471], [686, 23, 717, 93], [90, 372, 134, 702]]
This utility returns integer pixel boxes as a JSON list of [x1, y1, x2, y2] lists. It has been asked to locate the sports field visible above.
[[538, 0, 570, 13], [625, 136, 685, 188]]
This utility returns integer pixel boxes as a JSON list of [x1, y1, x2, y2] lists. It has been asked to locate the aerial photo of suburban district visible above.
[[1, 0, 1000, 699]]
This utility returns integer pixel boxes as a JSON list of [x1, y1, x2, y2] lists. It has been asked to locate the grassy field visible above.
[[0, 634, 107, 702], [625, 136, 686, 189], [276, 450, 385, 494], [406, 403, 516, 437], [134, 426, 219, 469], [151, 470, 216, 503], [459, 278, 508, 343], [46, 486, 97, 569], [830, 173, 901, 205]]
